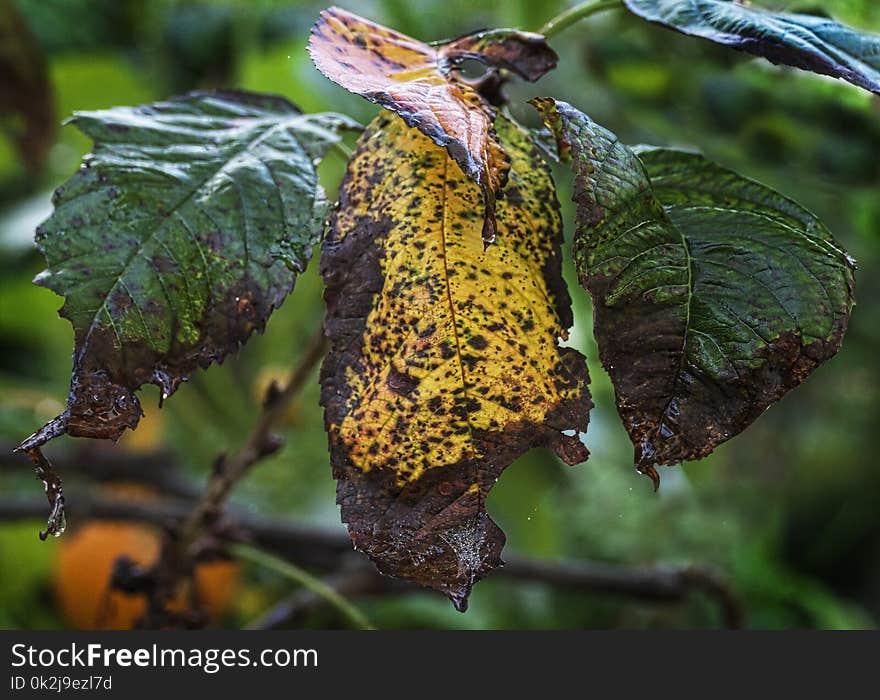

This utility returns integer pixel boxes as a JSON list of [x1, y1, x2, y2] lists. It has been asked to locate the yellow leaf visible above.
[[320, 113, 591, 607]]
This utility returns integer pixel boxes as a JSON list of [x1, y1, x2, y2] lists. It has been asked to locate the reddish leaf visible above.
[[308, 6, 557, 245]]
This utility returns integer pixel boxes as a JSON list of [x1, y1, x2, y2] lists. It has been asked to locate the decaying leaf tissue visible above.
[[17, 0, 872, 619]]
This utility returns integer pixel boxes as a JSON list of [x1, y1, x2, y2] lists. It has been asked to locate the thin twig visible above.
[[0, 494, 353, 567], [176, 326, 327, 553], [143, 325, 328, 625], [0, 493, 744, 628], [501, 557, 744, 628]]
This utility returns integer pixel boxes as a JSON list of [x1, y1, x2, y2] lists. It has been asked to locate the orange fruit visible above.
[[53, 496, 239, 629]]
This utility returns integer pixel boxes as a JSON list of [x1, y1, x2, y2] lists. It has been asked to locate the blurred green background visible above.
[[1, 0, 879, 630]]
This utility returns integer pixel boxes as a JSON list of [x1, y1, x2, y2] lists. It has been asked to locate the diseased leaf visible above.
[[534, 98, 854, 487], [22, 90, 358, 455], [0, 0, 54, 173], [308, 6, 557, 245], [320, 112, 591, 608], [624, 0, 880, 94]]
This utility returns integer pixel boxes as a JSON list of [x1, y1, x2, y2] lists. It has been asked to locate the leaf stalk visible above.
[[230, 543, 375, 631], [539, 0, 622, 38]]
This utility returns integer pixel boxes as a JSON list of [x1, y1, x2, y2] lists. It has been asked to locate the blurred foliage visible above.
[[0, 0, 878, 630]]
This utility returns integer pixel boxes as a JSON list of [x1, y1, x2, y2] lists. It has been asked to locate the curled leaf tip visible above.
[[529, 97, 573, 162], [23, 446, 67, 540], [309, 7, 558, 245], [450, 593, 470, 613], [639, 463, 661, 492]]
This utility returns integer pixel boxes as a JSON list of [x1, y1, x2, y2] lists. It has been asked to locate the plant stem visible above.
[[140, 324, 328, 627], [539, 0, 622, 38], [176, 325, 328, 556], [230, 543, 375, 630], [332, 139, 354, 161]]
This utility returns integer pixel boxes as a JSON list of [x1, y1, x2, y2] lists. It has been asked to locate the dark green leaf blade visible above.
[[623, 0, 880, 94], [533, 98, 855, 485], [22, 90, 358, 450]]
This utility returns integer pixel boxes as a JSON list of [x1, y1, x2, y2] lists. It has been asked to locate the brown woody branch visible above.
[[175, 326, 328, 552], [0, 490, 744, 628], [0, 442, 198, 500], [1, 321, 743, 628], [138, 326, 329, 626]]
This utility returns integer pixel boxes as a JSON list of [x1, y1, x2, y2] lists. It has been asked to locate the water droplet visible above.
[[449, 593, 469, 613]]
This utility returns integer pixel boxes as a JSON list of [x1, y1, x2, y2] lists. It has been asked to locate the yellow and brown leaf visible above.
[[320, 113, 591, 606], [308, 6, 557, 246]]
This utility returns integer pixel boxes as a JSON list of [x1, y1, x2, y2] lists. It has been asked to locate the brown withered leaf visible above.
[[308, 6, 557, 246], [320, 112, 591, 609]]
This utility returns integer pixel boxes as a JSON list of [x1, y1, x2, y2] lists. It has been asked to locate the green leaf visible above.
[[533, 98, 855, 486], [623, 0, 880, 95], [22, 89, 359, 452]]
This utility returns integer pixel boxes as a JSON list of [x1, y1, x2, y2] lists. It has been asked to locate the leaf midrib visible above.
[[655, 212, 694, 439], [437, 156, 480, 470]]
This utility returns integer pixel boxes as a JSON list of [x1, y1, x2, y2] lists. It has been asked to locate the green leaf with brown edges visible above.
[[320, 112, 591, 608], [624, 0, 880, 95], [533, 98, 854, 487], [21, 90, 359, 456]]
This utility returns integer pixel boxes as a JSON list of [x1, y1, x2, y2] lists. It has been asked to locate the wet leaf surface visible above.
[[308, 6, 557, 245], [624, 0, 880, 94], [320, 112, 591, 607], [0, 0, 54, 173], [22, 90, 357, 454], [534, 98, 855, 486]]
